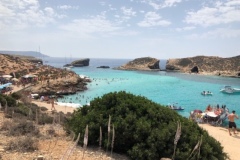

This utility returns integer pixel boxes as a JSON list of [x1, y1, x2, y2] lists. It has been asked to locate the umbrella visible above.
[[22, 74, 37, 78], [1, 75, 12, 78], [0, 83, 12, 89], [12, 78, 19, 81]]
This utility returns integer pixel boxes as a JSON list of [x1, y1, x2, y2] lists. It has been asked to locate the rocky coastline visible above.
[[166, 55, 240, 78], [0, 53, 91, 96], [115, 57, 160, 71]]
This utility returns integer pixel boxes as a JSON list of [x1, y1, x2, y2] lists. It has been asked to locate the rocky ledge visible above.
[[28, 74, 91, 96], [166, 55, 240, 77], [115, 57, 160, 71]]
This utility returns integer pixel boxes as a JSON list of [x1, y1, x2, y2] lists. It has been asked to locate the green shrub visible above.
[[0, 94, 16, 107], [15, 103, 29, 116], [11, 92, 22, 100], [65, 91, 227, 160]]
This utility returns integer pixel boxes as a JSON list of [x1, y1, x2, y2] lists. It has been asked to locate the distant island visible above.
[[0, 50, 49, 58]]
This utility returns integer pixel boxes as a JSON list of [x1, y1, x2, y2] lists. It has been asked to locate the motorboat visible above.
[[220, 86, 240, 94], [201, 91, 213, 96], [167, 103, 184, 111]]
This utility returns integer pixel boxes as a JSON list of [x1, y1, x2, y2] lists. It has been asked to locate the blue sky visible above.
[[0, 0, 240, 59]]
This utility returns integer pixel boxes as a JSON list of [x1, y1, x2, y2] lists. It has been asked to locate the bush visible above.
[[38, 113, 54, 125], [65, 91, 227, 160], [0, 94, 16, 107], [5, 136, 38, 152], [8, 119, 40, 136], [0, 120, 13, 131], [11, 92, 22, 100]]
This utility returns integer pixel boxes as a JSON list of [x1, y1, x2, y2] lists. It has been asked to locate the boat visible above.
[[201, 91, 213, 95], [220, 86, 240, 94], [167, 103, 184, 110]]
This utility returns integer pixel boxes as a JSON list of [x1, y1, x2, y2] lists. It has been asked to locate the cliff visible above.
[[116, 57, 160, 71], [166, 55, 240, 77]]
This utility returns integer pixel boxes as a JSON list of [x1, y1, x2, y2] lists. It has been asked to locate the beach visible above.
[[199, 124, 240, 160]]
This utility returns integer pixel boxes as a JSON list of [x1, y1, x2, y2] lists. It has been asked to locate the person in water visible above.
[[228, 110, 239, 136]]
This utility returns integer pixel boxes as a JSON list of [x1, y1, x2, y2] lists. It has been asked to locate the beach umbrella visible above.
[[0, 85, 5, 89], [1, 75, 12, 78], [0, 83, 12, 89], [12, 78, 19, 81]]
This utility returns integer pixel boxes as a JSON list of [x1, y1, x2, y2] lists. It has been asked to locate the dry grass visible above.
[[0, 112, 129, 160]]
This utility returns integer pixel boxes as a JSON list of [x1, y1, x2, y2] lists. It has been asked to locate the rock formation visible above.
[[70, 58, 90, 67], [115, 57, 160, 71], [97, 66, 110, 69], [166, 55, 240, 77], [0, 54, 91, 95]]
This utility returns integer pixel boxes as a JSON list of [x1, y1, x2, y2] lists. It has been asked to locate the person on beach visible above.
[[51, 98, 56, 110], [228, 110, 239, 135]]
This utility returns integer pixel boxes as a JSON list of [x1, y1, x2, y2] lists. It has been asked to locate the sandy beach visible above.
[[198, 123, 240, 160]]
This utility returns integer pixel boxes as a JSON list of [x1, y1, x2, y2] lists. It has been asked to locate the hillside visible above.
[[166, 55, 240, 77], [0, 51, 49, 58]]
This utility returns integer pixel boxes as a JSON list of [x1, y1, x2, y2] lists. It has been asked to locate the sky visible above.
[[0, 0, 240, 59]]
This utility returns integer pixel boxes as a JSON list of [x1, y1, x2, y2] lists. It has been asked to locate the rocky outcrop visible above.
[[29, 74, 91, 96], [115, 57, 160, 71], [71, 58, 90, 67], [27, 58, 43, 64], [97, 66, 110, 69], [166, 55, 240, 77]]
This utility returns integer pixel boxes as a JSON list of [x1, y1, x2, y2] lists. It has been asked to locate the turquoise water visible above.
[[47, 57, 240, 126]]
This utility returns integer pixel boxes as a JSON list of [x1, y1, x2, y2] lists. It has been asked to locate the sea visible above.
[[44, 57, 240, 126]]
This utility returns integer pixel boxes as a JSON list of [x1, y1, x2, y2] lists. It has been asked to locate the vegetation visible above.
[[177, 58, 192, 67], [65, 91, 227, 160], [6, 136, 38, 152]]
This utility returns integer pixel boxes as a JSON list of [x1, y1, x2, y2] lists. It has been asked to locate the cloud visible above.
[[121, 7, 136, 17], [57, 5, 79, 10], [141, 0, 182, 10], [138, 12, 171, 27], [185, 0, 240, 26], [176, 26, 195, 32], [187, 28, 240, 39], [0, 0, 65, 31], [59, 15, 121, 37]]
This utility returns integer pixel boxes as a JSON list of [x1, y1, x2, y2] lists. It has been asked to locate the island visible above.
[[115, 57, 160, 71], [64, 58, 90, 67]]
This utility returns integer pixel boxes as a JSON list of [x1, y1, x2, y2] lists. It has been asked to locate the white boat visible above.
[[167, 103, 184, 111], [220, 86, 240, 94]]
